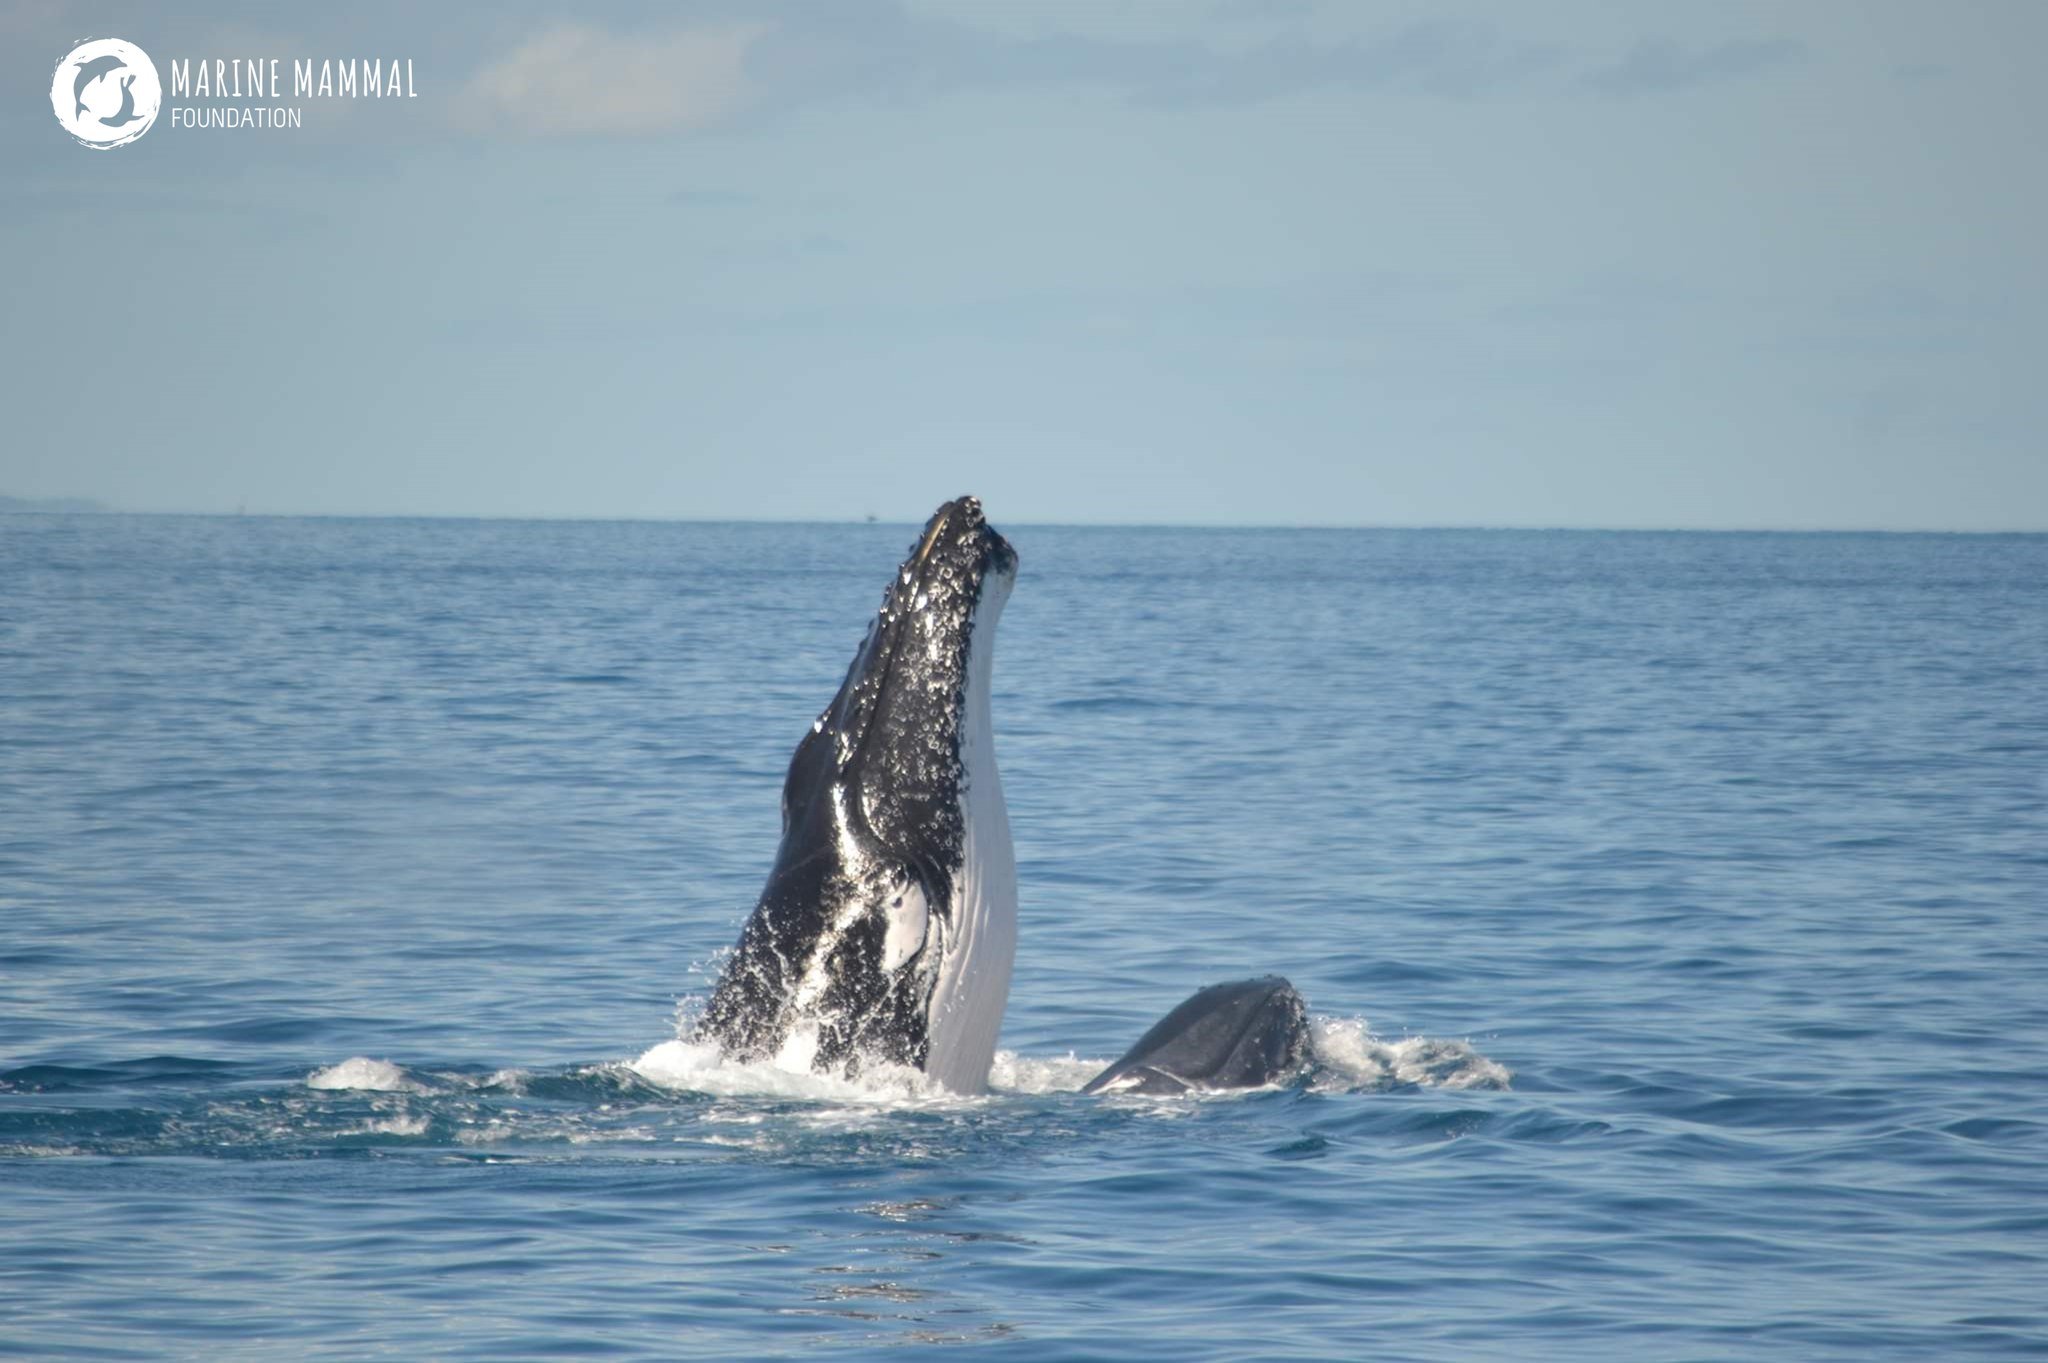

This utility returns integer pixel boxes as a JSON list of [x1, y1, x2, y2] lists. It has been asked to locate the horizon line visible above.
[[4, 503, 2044, 535]]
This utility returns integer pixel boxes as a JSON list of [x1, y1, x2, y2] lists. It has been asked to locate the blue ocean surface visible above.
[[3, 514, 2045, 1360]]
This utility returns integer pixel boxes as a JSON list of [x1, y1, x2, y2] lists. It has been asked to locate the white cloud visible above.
[[463, 22, 768, 137]]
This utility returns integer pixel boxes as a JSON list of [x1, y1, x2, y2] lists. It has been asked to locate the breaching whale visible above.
[[1083, 977, 1312, 1095], [698, 496, 1019, 1094]]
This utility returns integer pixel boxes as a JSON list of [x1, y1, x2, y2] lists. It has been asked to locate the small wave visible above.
[[346, 1112, 431, 1138], [0, 1056, 239, 1093], [1309, 1017, 1512, 1092], [306, 1057, 426, 1093], [480, 1067, 530, 1094], [0, 1063, 126, 1093]]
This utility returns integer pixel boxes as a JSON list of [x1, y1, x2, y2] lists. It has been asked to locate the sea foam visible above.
[[306, 1057, 424, 1093], [1309, 1017, 1513, 1091]]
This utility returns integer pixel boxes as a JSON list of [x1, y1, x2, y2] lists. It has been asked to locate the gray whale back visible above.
[[1082, 976, 1311, 1095]]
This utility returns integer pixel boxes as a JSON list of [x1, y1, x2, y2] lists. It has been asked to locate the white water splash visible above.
[[987, 1051, 1106, 1095], [348, 1112, 430, 1137], [481, 1068, 529, 1094], [632, 1041, 1109, 1105], [636, 1028, 1508, 1104], [632, 1038, 950, 1105], [1309, 1017, 1512, 1091], [306, 1057, 425, 1093]]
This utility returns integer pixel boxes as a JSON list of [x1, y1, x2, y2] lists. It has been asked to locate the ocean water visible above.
[[3, 513, 2045, 1361]]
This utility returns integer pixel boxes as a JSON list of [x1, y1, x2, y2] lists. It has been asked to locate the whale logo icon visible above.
[[50, 39, 161, 148]]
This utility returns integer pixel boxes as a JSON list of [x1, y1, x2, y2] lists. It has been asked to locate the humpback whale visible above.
[[698, 496, 1019, 1094], [1083, 977, 1312, 1095]]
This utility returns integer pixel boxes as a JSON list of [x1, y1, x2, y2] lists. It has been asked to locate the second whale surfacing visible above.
[[697, 496, 1019, 1094], [1083, 977, 1313, 1096]]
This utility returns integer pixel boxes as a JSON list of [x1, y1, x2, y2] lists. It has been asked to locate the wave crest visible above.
[[306, 1056, 425, 1093]]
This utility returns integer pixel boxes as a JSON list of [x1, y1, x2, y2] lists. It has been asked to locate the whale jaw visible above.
[[698, 497, 1018, 1094]]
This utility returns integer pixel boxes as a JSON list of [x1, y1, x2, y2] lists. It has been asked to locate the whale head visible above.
[[1082, 977, 1312, 1096], [699, 495, 1019, 1092]]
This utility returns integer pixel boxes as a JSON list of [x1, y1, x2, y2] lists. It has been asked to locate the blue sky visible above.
[[3, 1, 2043, 527]]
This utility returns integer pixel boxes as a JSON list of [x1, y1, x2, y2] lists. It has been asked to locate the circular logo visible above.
[[50, 38, 162, 149]]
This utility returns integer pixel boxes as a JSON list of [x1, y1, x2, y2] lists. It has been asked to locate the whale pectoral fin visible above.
[[1082, 976, 1311, 1096]]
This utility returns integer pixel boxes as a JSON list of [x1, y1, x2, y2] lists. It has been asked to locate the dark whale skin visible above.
[[1083, 976, 1311, 1096]]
